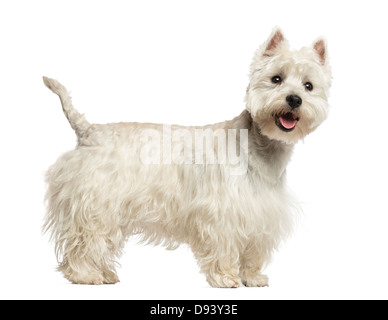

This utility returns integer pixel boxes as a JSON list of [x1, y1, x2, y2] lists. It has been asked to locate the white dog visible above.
[[43, 27, 331, 287]]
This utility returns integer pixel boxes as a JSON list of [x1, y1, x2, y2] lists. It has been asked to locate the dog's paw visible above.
[[207, 273, 242, 288], [102, 270, 120, 284], [69, 273, 104, 285], [242, 273, 269, 287], [89, 276, 104, 285]]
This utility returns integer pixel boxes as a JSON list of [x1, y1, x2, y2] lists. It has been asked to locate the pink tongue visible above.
[[279, 116, 297, 129]]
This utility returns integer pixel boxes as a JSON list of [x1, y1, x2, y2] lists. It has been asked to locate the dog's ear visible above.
[[312, 37, 328, 65], [263, 27, 288, 56]]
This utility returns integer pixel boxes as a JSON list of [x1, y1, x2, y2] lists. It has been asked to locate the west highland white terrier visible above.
[[43, 27, 331, 287]]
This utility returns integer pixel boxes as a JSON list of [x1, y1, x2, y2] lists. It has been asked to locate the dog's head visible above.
[[245, 28, 332, 144]]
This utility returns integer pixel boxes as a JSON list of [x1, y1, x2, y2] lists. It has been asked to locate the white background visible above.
[[1, 0, 387, 300]]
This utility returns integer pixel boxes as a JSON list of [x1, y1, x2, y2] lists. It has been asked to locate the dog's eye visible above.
[[271, 75, 282, 84], [304, 82, 313, 91]]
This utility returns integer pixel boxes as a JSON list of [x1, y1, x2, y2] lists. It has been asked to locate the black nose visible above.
[[286, 95, 302, 110]]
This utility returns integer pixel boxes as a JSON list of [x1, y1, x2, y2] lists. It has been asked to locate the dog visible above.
[[43, 27, 331, 287]]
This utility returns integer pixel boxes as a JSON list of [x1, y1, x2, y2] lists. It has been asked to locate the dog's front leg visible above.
[[190, 236, 242, 288], [239, 241, 269, 287]]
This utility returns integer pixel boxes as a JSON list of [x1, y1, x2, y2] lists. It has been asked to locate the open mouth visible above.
[[275, 112, 299, 132]]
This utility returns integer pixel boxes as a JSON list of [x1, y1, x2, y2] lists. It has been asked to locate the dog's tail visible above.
[[43, 76, 90, 137]]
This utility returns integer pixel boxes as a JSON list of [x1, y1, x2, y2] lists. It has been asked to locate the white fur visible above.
[[43, 27, 331, 287]]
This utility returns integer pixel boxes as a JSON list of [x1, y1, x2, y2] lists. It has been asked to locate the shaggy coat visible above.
[[43, 28, 331, 287]]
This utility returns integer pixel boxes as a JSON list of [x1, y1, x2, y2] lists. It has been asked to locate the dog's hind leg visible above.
[[58, 230, 120, 285]]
